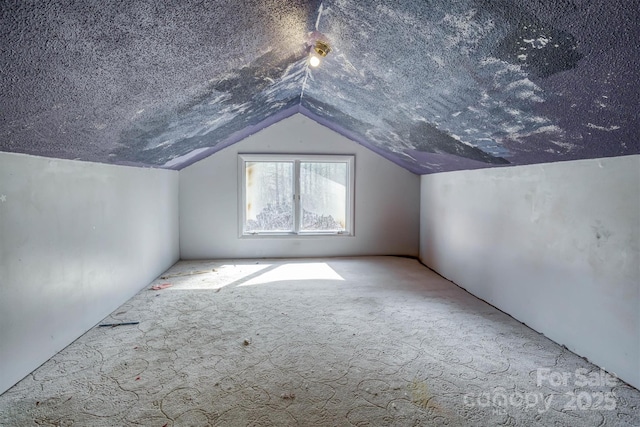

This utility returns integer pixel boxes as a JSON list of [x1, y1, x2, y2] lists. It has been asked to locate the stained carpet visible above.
[[1, 257, 638, 426]]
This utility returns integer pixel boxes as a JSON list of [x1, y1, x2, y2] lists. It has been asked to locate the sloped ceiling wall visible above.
[[1, 0, 638, 174]]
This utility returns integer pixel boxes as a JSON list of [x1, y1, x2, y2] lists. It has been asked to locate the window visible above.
[[239, 154, 354, 236]]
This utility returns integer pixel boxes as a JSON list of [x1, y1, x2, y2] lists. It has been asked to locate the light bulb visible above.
[[309, 55, 321, 67]]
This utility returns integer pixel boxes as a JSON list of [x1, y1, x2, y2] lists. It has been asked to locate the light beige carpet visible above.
[[0, 257, 638, 426]]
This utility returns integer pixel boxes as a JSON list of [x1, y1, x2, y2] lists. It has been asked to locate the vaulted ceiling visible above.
[[1, 0, 638, 174]]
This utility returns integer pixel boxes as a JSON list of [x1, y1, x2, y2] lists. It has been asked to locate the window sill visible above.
[[240, 231, 354, 239]]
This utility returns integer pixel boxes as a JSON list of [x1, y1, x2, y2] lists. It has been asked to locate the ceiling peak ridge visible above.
[[301, 1, 328, 101]]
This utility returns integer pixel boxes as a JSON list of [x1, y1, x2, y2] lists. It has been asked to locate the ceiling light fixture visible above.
[[309, 55, 321, 68], [309, 40, 331, 68]]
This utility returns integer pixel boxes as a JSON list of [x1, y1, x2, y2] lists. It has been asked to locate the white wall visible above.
[[180, 114, 420, 258], [420, 155, 640, 389], [0, 152, 180, 394]]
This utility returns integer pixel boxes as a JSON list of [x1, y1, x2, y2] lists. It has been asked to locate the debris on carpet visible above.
[[98, 322, 140, 327]]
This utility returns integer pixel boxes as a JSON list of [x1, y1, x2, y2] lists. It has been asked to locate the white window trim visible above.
[[238, 154, 355, 238]]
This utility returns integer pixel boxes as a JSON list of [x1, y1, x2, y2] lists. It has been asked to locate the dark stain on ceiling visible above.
[[1, 0, 638, 174]]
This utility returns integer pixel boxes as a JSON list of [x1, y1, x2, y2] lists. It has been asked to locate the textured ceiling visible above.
[[1, 0, 638, 174]]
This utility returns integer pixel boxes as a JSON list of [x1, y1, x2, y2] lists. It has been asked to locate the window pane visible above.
[[300, 162, 347, 231], [245, 161, 293, 232]]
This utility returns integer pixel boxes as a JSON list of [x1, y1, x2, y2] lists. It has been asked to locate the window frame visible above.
[[238, 154, 355, 238]]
